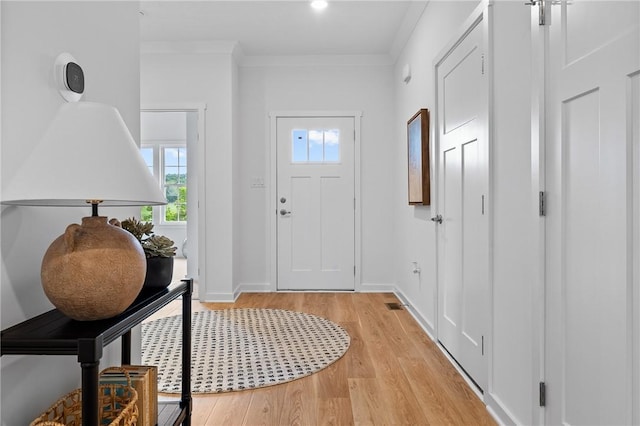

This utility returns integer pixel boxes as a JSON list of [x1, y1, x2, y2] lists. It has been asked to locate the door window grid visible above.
[[292, 129, 340, 163]]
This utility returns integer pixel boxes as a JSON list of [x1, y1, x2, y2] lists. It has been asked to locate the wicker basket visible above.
[[30, 367, 139, 426]]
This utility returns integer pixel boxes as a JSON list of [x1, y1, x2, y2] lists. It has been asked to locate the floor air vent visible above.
[[385, 302, 404, 310]]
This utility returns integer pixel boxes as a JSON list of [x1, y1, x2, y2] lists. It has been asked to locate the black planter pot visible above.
[[143, 256, 174, 289]]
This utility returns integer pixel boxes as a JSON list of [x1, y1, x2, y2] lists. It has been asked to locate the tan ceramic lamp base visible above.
[[41, 216, 146, 321]]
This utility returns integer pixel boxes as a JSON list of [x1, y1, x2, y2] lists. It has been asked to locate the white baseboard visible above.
[[484, 392, 517, 426], [486, 403, 509, 426], [393, 289, 436, 338], [211, 282, 398, 295], [202, 292, 237, 302], [203, 283, 395, 300], [358, 282, 396, 292], [236, 282, 272, 293], [394, 288, 517, 426], [395, 288, 483, 401]]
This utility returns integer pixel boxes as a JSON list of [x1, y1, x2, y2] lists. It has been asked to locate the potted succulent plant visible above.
[[119, 217, 177, 289]]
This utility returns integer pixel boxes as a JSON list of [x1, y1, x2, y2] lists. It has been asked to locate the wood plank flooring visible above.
[[146, 292, 496, 425]]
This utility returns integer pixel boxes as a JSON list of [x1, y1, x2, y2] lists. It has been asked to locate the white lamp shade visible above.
[[1, 102, 166, 207]]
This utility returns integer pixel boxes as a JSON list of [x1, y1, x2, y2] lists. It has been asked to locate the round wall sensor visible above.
[[54, 53, 84, 102]]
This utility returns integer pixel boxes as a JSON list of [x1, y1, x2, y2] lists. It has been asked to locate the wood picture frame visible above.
[[407, 108, 430, 205]]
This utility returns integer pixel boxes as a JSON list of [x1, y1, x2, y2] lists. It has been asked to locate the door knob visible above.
[[431, 214, 442, 224], [280, 209, 291, 217]]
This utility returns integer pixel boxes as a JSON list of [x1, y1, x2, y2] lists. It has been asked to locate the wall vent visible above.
[[385, 302, 404, 310]]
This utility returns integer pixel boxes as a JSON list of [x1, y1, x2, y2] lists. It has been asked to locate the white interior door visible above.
[[435, 12, 489, 391], [544, 1, 640, 424], [276, 116, 355, 291]]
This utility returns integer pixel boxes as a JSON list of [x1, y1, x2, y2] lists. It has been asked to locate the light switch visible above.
[[250, 177, 265, 188]]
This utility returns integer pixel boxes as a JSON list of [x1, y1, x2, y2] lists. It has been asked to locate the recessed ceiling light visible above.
[[311, 0, 328, 11]]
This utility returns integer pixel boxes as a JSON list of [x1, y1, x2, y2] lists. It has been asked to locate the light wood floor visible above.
[[147, 292, 496, 425]]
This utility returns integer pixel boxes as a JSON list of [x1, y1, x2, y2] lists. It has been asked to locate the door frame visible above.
[[530, 4, 546, 424], [269, 111, 362, 292], [432, 0, 492, 398], [141, 103, 207, 297], [633, 70, 640, 426]]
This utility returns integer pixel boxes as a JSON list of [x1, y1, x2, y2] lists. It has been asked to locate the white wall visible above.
[[237, 58, 396, 290], [231, 52, 241, 297], [393, 0, 479, 335], [142, 50, 396, 296], [141, 45, 237, 300], [0, 2, 140, 424], [393, 1, 537, 425]]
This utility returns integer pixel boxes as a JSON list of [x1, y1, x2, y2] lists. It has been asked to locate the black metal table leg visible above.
[[181, 278, 193, 425], [80, 361, 100, 426], [78, 337, 103, 426], [122, 330, 131, 365]]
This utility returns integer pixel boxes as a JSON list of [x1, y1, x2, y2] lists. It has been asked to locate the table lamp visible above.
[[1, 101, 167, 321]]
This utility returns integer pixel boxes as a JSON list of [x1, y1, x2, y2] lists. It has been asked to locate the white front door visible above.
[[276, 116, 355, 291], [435, 10, 489, 391], [544, 1, 640, 424]]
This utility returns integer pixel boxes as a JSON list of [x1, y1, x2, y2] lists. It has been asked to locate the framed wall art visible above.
[[407, 108, 430, 205]]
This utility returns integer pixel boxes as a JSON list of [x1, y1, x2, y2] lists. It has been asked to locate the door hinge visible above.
[[525, 0, 547, 26], [481, 195, 485, 215], [481, 336, 484, 355], [354, 198, 356, 210], [354, 265, 356, 276], [481, 54, 485, 75], [539, 191, 546, 216], [539, 382, 546, 407]]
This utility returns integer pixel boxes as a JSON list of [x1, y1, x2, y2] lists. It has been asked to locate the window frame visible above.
[[291, 128, 342, 164]]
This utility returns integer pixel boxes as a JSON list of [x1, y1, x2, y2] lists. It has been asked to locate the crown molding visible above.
[[239, 54, 394, 67], [141, 40, 239, 55]]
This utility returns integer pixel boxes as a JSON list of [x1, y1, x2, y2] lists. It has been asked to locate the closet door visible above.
[[435, 7, 490, 392], [544, 2, 640, 424]]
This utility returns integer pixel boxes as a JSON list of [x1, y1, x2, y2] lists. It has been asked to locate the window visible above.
[[140, 145, 187, 223], [292, 129, 340, 163], [163, 147, 187, 222]]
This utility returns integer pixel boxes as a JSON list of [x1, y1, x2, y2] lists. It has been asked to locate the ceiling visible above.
[[139, 1, 428, 58]]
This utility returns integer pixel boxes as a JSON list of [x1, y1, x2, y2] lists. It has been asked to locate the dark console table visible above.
[[1, 278, 193, 426]]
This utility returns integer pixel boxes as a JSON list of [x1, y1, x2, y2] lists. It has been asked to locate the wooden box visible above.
[[101, 365, 157, 426]]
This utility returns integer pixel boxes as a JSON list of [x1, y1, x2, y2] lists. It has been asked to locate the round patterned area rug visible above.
[[141, 308, 350, 393]]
